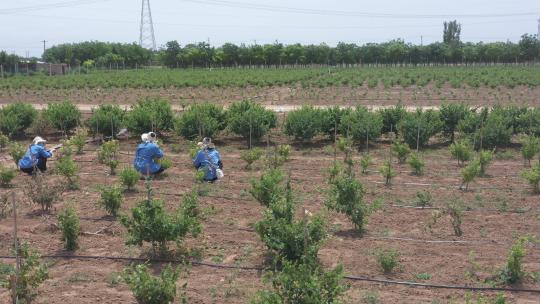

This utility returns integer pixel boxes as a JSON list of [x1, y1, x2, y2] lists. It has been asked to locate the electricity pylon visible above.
[[139, 0, 156, 51]]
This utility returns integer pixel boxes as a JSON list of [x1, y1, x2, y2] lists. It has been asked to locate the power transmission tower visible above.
[[139, 0, 156, 51]]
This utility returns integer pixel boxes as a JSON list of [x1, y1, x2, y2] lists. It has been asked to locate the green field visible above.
[[1, 66, 539, 90]]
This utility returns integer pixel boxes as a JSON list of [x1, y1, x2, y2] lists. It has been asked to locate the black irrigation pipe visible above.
[[0, 254, 539, 293]]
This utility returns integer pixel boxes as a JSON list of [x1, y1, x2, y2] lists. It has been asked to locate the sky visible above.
[[1, 0, 539, 57]]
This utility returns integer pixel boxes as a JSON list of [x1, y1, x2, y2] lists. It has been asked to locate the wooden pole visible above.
[[11, 191, 19, 304]]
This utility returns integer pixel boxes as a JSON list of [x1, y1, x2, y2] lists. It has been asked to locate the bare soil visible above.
[[0, 130, 539, 303]]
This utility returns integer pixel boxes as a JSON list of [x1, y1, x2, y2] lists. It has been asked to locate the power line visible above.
[[0, 0, 112, 14], [181, 0, 540, 19]]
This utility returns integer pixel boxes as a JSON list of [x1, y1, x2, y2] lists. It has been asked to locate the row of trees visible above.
[[159, 35, 540, 68]]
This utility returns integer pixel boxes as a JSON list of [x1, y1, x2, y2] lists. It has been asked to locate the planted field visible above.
[[1, 66, 540, 107], [1, 97, 540, 303]]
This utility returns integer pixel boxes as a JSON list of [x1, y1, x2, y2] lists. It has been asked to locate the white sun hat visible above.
[[32, 136, 47, 145], [141, 133, 149, 142]]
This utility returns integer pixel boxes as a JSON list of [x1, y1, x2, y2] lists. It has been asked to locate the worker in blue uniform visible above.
[[19, 136, 53, 175], [133, 132, 165, 176]]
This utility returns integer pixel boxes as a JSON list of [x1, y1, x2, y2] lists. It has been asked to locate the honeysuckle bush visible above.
[[449, 140, 472, 166], [99, 184, 124, 216], [251, 260, 348, 304], [255, 180, 327, 264], [97, 140, 120, 175], [174, 103, 226, 140], [58, 203, 80, 251], [0, 102, 38, 138], [378, 103, 406, 135], [319, 106, 351, 140], [399, 109, 443, 149], [87, 104, 126, 138], [440, 103, 471, 142], [250, 168, 285, 207], [340, 106, 383, 146], [43, 100, 82, 135], [126, 97, 175, 135], [284, 105, 322, 141], [121, 190, 202, 255], [226, 100, 277, 146], [122, 264, 185, 304], [0, 242, 48, 304]]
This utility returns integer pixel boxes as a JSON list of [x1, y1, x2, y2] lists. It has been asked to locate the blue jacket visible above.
[[19, 144, 52, 169], [133, 142, 164, 174], [193, 148, 221, 180]]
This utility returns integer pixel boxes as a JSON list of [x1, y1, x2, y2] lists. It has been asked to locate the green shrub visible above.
[[87, 104, 126, 137], [520, 164, 540, 194], [284, 106, 321, 141], [517, 108, 540, 136], [43, 100, 81, 134], [379, 160, 397, 186], [340, 106, 383, 145], [25, 176, 63, 212], [360, 155, 372, 174], [255, 197, 326, 263], [326, 169, 367, 232], [319, 106, 350, 139], [126, 98, 174, 135], [0, 242, 48, 304], [478, 150, 493, 177], [378, 103, 406, 135], [392, 141, 410, 164], [252, 261, 347, 304], [123, 264, 182, 304], [56, 154, 79, 190], [119, 167, 140, 191], [69, 127, 88, 154], [100, 185, 123, 216], [0, 103, 38, 137], [460, 160, 480, 191], [0, 133, 10, 149], [375, 248, 400, 273], [120, 191, 202, 255], [9, 142, 26, 168], [159, 158, 173, 170], [250, 169, 284, 207], [399, 109, 443, 149], [266, 145, 291, 169], [408, 153, 425, 176], [241, 148, 264, 169], [58, 204, 80, 251], [440, 103, 471, 142], [499, 236, 529, 284], [26, 111, 53, 136], [98, 140, 120, 175], [0, 165, 16, 187], [414, 190, 432, 207], [460, 109, 513, 150], [449, 140, 472, 166], [174, 103, 225, 140], [226, 100, 277, 146], [521, 136, 539, 167]]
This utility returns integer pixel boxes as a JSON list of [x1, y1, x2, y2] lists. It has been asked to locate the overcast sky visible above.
[[1, 0, 539, 57]]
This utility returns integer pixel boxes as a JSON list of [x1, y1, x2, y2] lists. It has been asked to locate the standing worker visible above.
[[193, 138, 223, 182], [19, 136, 53, 175], [133, 132, 166, 176]]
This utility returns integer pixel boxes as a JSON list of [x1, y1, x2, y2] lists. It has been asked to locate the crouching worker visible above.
[[19, 136, 53, 175], [133, 132, 165, 176], [193, 138, 223, 182]]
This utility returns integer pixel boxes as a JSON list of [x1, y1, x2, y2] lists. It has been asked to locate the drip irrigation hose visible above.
[[0, 254, 539, 293]]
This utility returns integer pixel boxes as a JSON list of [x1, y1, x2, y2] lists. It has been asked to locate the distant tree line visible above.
[[158, 34, 540, 68]]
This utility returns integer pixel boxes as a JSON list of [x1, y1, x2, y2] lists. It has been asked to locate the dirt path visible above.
[[0, 103, 444, 113]]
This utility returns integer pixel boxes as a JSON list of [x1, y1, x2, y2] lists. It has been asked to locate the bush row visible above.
[[3, 99, 540, 150]]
